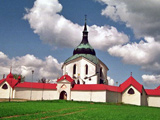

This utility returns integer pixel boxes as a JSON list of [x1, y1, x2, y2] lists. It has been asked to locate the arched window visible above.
[[128, 88, 135, 94], [2, 84, 8, 89], [77, 80, 80, 84], [85, 64, 88, 75], [73, 64, 76, 74], [100, 67, 102, 77]]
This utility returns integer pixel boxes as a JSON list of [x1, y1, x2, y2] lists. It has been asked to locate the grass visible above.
[[0, 100, 160, 120]]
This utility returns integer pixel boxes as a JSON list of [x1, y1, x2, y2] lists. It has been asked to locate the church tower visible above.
[[62, 17, 109, 84]]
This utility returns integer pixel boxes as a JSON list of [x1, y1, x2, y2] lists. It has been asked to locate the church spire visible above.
[[73, 16, 96, 56], [84, 15, 87, 32], [81, 15, 88, 44]]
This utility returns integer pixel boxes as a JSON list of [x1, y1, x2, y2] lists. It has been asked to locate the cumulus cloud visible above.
[[98, 0, 160, 40], [107, 76, 114, 85], [23, 0, 128, 50], [142, 74, 160, 87], [0, 51, 62, 82], [108, 37, 160, 86]]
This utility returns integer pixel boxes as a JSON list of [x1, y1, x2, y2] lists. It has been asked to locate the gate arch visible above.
[[59, 91, 67, 100]]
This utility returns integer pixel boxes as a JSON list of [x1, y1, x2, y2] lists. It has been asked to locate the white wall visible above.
[[122, 86, 141, 106], [147, 96, 160, 107], [0, 81, 13, 99], [15, 87, 57, 100], [106, 91, 121, 103], [71, 90, 106, 102], [99, 60, 108, 84], [63, 57, 97, 84], [141, 89, 148, 106]]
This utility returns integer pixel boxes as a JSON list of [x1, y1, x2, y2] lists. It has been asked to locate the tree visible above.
[[13, 74, 25, 82], [38, 77, 46, 83]]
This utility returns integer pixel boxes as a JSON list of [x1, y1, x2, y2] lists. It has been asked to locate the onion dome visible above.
[[73, 19, 96, 56], [64, 17, 98, 65]]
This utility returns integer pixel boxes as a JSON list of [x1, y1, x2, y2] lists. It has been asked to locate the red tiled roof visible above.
[[15, 82, 57, 90], [145, 89, 160, 96], [57, 75, 74, 83], [0, 79, 5, 85], [72, 84, 121, 92], [155, 86, 160, 90], [119, 76, 143, 93], [0, 72, 19, 88]]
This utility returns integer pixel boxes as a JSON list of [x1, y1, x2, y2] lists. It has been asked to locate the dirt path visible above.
[[40, 109, 87, 120], [0, 99, 27, 102], [0, 107, 86, 119]]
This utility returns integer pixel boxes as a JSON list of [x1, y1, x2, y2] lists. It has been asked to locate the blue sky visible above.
[[0, 0, 160, 88]]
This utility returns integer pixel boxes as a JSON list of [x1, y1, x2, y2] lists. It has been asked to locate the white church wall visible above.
[[91, 91, 106, 102], [122, 86, 141, 106], [99, 62, 107, 82], [0, 81, 13, 99], [141, 89, 148, 106], [15, 88, 57, 100], [106, 91, 121, 103], [147, 96, 160, 107], [71, 90, 106, 102], [81, 58, 97, 84], [63, 57, 97, 84]]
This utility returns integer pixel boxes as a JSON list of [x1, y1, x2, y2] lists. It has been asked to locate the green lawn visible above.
[[0, 100, 160, 120]]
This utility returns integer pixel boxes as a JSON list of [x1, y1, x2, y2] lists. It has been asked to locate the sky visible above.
[[0, 0, 160, 88]]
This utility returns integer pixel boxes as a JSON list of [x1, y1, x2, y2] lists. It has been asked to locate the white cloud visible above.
[[23, 0, 129, 50], [108, 37, 160, 68], [142, 74, 160, 87], [107, 76, 114, 85], [98, 0, 160, 40], [108, 37, 160, 86], [0, 51, 62, 82]]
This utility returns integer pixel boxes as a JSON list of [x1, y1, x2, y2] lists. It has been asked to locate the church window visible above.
[[100, 67, 102, 77], [77, 80, 80, 84], [2, 84, 8, 89], [73, 64, 76, 74], [128, 88, 135, 94], [85, 64, 88, 75]]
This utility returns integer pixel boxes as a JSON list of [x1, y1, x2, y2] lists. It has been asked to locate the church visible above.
[[0, 20, 160, 107]]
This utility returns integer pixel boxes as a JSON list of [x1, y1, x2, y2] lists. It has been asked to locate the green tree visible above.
[[13, 74, 25, 82]]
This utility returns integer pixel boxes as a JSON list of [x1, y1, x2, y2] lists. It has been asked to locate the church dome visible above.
[[73, 19, 96, 56], [73, 43, 96, 55]]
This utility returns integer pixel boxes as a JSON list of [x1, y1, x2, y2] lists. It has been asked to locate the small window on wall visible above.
[[73, 64, 76, 74], [100, 67, 102, 77], [85, 64, 88, 75], [2, 84, 8, 89], [128, 88, 134, 94]]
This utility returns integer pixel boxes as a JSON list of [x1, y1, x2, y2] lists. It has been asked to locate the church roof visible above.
[[119, 76, 143, 93], [64, 17, 97, 65], [57, 75, 74, 83], [73, 18, 96, 56], [155, 86, 160, 90], [15, 82, 57, 90], [64, 54, 99, 65], [72, 84, 121, 92], [0, 72, 19, 88], [145, 89, 160, 96]]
